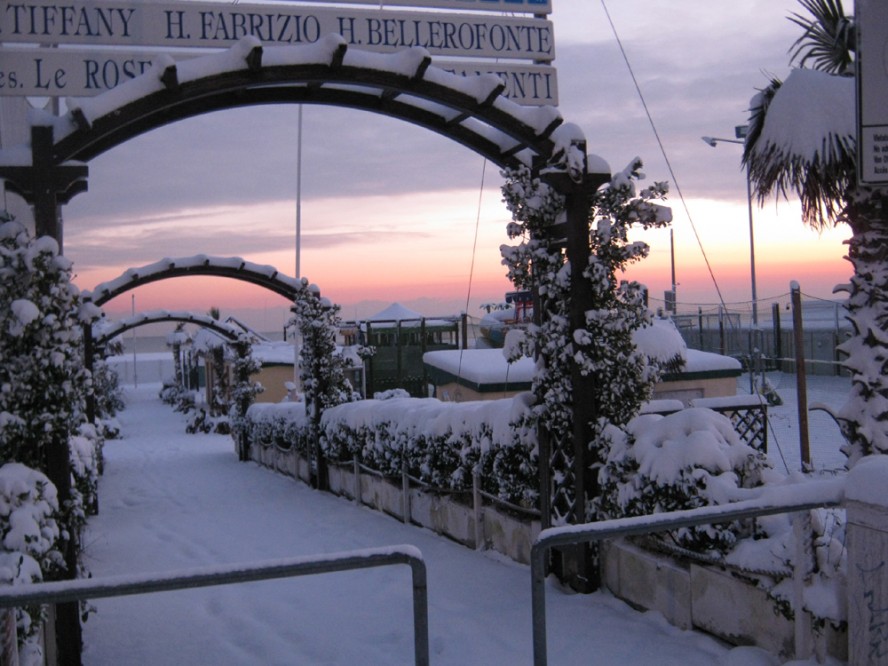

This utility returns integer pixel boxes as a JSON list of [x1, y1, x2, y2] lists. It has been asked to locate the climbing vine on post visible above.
[[290, 279, 360, 488], [229, 333, 263, 461], [500, 158, 672, 527]]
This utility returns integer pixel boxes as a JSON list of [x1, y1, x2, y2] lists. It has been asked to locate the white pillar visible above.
[[846, 455, 888, 665]]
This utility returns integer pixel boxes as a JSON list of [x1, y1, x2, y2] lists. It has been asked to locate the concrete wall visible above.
[[602, 539, 847, 661]]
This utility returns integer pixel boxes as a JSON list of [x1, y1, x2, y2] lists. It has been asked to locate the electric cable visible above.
[[599, 0, 729, 310], [455, 157, 489, 393]]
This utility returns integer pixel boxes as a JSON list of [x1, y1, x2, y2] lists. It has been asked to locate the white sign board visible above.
[[0, 1, 554, 61], [856, 0, 888, 184], [0, 47, 558, 104], [274, 0, 552, 14]]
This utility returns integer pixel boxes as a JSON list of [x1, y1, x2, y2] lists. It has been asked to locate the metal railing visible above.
[[0, 545, 429, 666], [530, 478, 846, 665]]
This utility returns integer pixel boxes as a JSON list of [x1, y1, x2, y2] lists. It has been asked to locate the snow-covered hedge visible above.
[[246, 394, 539, 507], [244, 402, 313, 456], [0, 463, 62, 659], [597, 408, 771, 553]]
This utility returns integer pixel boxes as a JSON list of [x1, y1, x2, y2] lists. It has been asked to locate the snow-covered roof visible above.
[[252, 341, 297, 365], [424, 349, 536, 389], [632, 318, 687, 365], [426, 345, 740, 391], [361, 303, 454, 330], [366, 302, 424, 322], [684, 349, 742, 374]]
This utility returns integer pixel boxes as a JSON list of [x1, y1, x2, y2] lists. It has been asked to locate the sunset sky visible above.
[[5, 0, 854, 331]]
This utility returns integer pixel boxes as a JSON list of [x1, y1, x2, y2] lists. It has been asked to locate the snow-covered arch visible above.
[[93, 310, 242, 350], [49, 35, 565, 169], [84, 255, 302, 307]]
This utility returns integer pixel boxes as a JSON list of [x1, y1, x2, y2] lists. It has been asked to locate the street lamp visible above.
[[701, 126, 758, 326]]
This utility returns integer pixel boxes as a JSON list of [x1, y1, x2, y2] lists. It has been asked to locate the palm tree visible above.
[[743, 0, 888, 467]]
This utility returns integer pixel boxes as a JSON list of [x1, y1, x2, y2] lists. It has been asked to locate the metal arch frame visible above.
[[87, 257, 302, 307], [51, 45, 562, 169], [94, 311, 242, 350]]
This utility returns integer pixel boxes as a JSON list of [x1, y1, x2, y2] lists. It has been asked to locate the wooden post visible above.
[[542, 147, 608, 592], [791, 282, 811, 469], [772, 302, 782, 371], [365, 322, 374, 397], [697, 307, 704, 350]]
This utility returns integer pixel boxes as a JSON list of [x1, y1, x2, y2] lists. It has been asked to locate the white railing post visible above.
[[473, 468, 483, 550], [401, 454, 410, 524], [353, 456, 361, 505], [2, 608, 18, 666], [792, 511, 812, 660]]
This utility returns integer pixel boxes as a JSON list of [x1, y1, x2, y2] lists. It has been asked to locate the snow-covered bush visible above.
[[0, 222, 94, 471], [91, 357, 125, 432], [597, 408, 771, 553], [724, 473, 847, 627], [290, 280, 361, 416], [244, 402, 312, 457], [185, 406, 229, 435], [69, 424, 102, 516], [0, 221, 95, 608], [0, 462, 62, 656]]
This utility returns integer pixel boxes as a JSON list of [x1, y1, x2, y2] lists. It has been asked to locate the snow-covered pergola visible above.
[[93, 310, 243, 351], [0, 31, 615, 590], [0, 35, 597, 245], [84, 255, 303, 306]]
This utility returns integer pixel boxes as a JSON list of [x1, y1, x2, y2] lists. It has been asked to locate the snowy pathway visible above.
[[82, 385, 787, 665]]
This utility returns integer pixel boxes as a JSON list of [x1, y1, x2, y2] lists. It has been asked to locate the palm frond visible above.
[[743, 73, 856, 229], [788, 0, 854, 74]]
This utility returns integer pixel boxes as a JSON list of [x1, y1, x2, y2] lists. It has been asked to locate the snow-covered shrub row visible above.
[[245, 394, 538, 507], [321, 394, 536, 505], [597, 408, 772, 553], [0, 462, 62, 658], [244, 402, 313, 456]]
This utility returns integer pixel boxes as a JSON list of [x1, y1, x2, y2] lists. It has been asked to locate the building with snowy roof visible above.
[[424, 318, 743, 404], [340, 302, 462, 397]]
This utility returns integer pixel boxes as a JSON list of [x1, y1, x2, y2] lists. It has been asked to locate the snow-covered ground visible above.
[[735, 370, 850, 474], [80, 378, 849, 665]]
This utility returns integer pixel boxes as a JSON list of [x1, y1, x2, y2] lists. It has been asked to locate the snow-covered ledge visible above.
[[846, 455, 888, 665]]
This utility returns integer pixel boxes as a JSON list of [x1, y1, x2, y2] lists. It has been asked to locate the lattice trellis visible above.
[[548, 438, 577, 526], [706, 403, 768, 453]]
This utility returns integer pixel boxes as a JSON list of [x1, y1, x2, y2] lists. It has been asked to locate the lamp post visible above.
[[701, 126, 758, 326]]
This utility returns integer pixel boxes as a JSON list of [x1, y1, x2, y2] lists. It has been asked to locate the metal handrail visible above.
[[0, 545, 429, 666], [530, 478, 845, 665]]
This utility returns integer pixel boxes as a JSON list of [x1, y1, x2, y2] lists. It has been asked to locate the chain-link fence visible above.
[[649, 291, 850, 377]]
